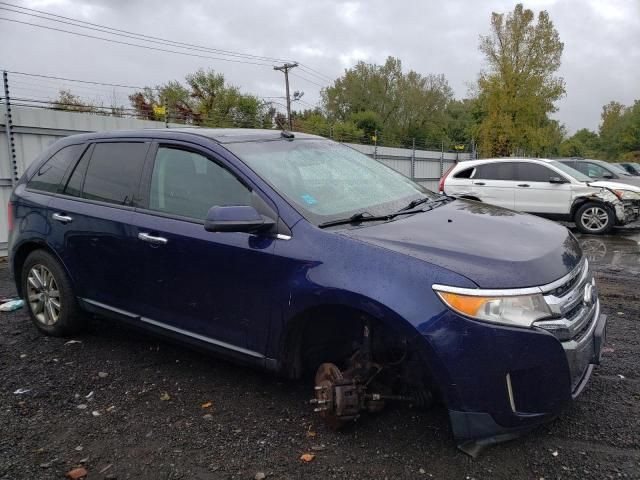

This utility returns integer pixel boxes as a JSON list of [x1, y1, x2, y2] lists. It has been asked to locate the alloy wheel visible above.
[[26, 264, 61, 326], [580, 207, 609, 232]]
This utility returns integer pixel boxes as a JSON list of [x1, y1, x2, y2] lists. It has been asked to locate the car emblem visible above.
[[583, 283, 594, 305]]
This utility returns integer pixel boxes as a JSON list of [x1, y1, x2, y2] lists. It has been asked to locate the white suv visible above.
[[441, 158, 640, 234]]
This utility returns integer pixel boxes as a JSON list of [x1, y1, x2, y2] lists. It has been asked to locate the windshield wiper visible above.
[[318, 211, 392, 229], [398, 196, 450, 213]]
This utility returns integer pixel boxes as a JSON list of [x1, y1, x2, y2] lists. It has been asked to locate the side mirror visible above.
[[204, 205, 276, 233], [602, 172, 614, 179], [549, 176, 566, 184]]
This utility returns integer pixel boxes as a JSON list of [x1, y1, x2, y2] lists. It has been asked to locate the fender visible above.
[[267, 221, 477, 407], [570, 188, 628, 224]]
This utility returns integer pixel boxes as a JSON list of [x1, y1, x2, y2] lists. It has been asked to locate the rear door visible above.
[[130, 141, 277, 356], [445, 165, 475, 196], [48, 140, 149, 313], [513, 162, 571, 214], [471, 162, 517, 209]]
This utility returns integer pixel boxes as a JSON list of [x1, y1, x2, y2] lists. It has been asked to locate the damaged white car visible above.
[[440, 158, 640, 234]]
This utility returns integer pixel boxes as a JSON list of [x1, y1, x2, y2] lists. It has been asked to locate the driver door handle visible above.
[[52, 212, 73, 223], [138, 232, 168, 245], [474, 182, 485, 186], [517, 184, 530, 187]]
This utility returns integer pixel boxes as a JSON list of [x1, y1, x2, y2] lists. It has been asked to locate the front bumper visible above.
[[421, 259, 606, 455], [615, 199, 640, 224], [448, 308, 606, 455]]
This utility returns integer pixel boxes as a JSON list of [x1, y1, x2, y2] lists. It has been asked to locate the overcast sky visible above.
[[0, 0, 638, 134]]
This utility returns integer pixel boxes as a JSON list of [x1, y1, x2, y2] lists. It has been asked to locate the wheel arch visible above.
[[570, 196, 595, 219], [275, 300, 445, 401], [12, 241, 73, 297]]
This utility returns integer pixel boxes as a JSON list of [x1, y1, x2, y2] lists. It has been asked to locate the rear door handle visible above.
[[52, 212, 73, 223], [517, 184, 530, 187], [474, 182, 485, 186], [138, 232, 168, 245]]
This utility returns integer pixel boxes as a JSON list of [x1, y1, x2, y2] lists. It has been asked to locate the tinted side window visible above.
[[453, 167, 474, 179], [27, 144, 82, 193], [475, 162, 517, 180], [517, 163, 558, 182], [149, 147, 252, 220], [63, 146, 91, 197], [82, 142, 148, 205]]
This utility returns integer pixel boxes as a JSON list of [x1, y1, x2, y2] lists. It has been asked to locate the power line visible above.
[[7, 71, 147, 90], [289, 71, 326, 88], [298, 64, 334, 83], [0, 2, 337, 84], [0, 2, 292, 64], [0, 17, 281, 67]]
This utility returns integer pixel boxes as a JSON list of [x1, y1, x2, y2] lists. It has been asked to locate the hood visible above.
[[589, 180, 640, 192], [341, 199, 582, 289]]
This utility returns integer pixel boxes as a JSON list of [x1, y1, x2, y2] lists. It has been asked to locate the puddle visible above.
[[574, 227, 640, 268]]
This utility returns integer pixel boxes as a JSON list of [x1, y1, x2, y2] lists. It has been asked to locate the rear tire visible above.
[[21, 250, 84, 336], [574, 202, 614, 235]]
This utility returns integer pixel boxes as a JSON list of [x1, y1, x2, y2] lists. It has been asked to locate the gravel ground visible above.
[[1, 229, 639, 479]]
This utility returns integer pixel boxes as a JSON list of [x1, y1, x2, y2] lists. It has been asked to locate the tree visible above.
[[598, 100, 640, 161], [443, 99, 476, 147], [559, 128, 600, 157], [129, 69, 272, 128], [321, 56, 454, 146], [54, 89, 98, 113], [475, 4, 565, 157]]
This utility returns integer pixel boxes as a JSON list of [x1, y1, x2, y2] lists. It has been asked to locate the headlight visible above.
[[433, 287, 552, 328], [612, 189, 640, 201]]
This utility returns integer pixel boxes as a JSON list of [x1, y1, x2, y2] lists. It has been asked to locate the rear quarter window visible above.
[[453, 167, 474, 179], [27, 144, 83, 193]]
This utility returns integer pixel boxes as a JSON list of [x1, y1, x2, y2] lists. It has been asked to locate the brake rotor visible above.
[[314, 363, 348, 430]]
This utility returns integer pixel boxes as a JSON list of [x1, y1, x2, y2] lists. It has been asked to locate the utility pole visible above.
[[273, 62, 298, 130]]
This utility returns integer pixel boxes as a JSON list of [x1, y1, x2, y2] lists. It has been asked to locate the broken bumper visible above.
[[618, 199, 640, 224], [446, 309, 607, 456]]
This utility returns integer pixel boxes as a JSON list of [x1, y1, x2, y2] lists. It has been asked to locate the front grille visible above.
[[533, 258, 599, 391], [550, 269, 582, 298]]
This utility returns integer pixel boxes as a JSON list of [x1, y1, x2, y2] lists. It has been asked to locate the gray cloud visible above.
[[0, 0, 638, 133]]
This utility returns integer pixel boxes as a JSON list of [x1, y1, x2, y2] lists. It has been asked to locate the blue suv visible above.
[[8, 129, 607, 454]]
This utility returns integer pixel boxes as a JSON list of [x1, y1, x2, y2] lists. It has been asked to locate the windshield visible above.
[[599, 161, 632, 176], [550, 161, 592, 182], [226, 139, 438, 225]]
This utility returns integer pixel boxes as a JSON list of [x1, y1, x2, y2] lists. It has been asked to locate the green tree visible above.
[[321, 56, 453, 146], [475, 3, 565, 157], [129, 69, 271, 128], [54, 89, 98, 113], [598, 100, 640, 160], [559, 128, 600, 157], [443, 99, 476, 147]]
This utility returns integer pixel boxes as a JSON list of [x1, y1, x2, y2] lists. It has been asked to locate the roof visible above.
[[458, 157, 557, 166], [171, 128, 322, 143], [55, 128, 324, 146]]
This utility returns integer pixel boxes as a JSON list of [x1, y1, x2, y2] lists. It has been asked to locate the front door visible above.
[[131, 143, 276, 356], [513, 162, 572, 214]]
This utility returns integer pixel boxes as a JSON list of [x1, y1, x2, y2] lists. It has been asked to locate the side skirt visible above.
[[78, 298, 278, 372]]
